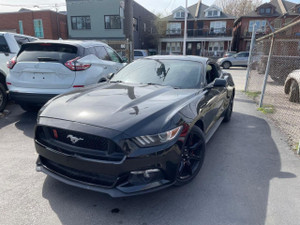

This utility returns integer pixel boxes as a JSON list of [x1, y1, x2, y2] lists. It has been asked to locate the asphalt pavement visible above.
[[1, 69, 300, 225]]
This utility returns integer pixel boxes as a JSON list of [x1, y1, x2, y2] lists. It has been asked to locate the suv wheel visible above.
[[222, 61, 231, 69], [0, 83, 8, 112], [289, 80, 300, 103]]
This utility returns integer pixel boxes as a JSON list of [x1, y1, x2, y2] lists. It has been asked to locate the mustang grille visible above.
[[35, 126, 125, 161]]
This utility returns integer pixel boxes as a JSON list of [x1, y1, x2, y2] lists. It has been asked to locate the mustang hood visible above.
[[40, 83, 200, 135]]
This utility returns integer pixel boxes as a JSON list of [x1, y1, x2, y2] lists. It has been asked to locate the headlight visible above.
[[133, 126, 182, 147]]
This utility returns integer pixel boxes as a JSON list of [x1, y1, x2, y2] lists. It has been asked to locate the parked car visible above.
[[134, 49, 148, 60], [35, 55, 235, 197], [217, 51, 249, 69], [6, 40, 126, 111], [0, 32, 38, 111], [284, 69, 300, 103]]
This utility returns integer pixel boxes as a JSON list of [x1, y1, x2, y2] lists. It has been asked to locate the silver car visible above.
[[217, 52, 249, 69]]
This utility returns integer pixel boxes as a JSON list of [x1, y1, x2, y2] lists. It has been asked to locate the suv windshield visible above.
[[17, 43, 78, 63], [111, 59, 203, 89]]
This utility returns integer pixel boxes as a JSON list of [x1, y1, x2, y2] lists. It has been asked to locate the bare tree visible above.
[[215, 0, 263, 18]]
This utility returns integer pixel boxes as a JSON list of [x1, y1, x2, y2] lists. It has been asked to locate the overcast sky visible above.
[[0, 0, 298, 15]]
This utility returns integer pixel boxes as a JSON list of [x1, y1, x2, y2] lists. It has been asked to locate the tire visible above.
[[289, 80, 300, 103], [175, 126, 206, 186], [19, 104, 41, 112], [222, 61, 231, 69], [0, 83, 8, 112], [223, 96, 234, 122]]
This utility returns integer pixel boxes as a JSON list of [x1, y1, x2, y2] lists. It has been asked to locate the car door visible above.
[[234, 52, 249, 66], [202, 63, 227, 135]]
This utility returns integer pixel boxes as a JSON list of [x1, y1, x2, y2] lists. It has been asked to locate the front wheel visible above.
[[223, 97, 234, 122], [289, 80, 300, 103], [222, 61, 231, 69], [0, 83, 8, 112], [175, 126, 205, 186]]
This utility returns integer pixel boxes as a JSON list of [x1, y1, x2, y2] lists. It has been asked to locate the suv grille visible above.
[[36, 126, 125, 161]]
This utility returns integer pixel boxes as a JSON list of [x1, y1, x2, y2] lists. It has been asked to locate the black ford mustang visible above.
[[35, 55, 235, 197]]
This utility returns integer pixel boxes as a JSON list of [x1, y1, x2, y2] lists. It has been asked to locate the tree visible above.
[[215, 0, 263, 18]]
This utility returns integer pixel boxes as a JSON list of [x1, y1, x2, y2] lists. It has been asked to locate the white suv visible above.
[[0, 32, 37, 111], [7, 40, 126, 111]]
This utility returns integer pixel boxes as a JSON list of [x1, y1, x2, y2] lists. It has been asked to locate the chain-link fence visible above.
[[246, 19, 300, 148]]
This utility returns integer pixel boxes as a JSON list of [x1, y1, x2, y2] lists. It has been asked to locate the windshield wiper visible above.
[[146, 82, 165, 86], [110, 80, 124, 83]]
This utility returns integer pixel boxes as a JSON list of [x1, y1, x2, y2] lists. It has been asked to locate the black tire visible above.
[[289, 80, 300, 103], [19, 104, 41, 112], [0, 83, 8, 112], [222, 61, 231, 69], [175, 126, 205, 186], [223, 96, 234, 122]]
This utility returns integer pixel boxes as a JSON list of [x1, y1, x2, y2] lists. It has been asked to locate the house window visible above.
[[166, 42, 181, 53], [207, 10, 218, 17], [166, 23, 181, 35], [105, 15, 121, 29], [175, 11, 185, 18], [71, 16, 91, 30], [210, 21, 227, 33], [208, 42, 224, 53], [260, 8, 265, 14], [33, 19, 44, 38], [19, 20, 23, 34], [266, 8, 271, 14], [133, 18, 138, 31], [249, 20, 267, 32]]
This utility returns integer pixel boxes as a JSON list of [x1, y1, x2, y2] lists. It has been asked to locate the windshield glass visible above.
[[111, 59, 203, 89]]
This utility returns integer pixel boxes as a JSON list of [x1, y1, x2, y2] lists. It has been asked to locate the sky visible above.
[[0, 0, 299, 15]]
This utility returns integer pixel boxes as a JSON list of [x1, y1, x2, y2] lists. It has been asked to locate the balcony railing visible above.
[[162, 28, 233, 38]]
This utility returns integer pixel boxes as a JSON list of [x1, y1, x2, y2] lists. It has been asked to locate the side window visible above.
[[134, 51, 143, 56], [0, 36, 10, 52], [206, 63, 220, 84], [95, 46, 110, 60], [237, 52, 249, 57], [106, 47, 122, 63], [14, 36, 30, 47]]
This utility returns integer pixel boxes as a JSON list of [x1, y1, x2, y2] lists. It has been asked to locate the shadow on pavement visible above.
[[41, 111, 296, 225], [0, 104, 37, 138]]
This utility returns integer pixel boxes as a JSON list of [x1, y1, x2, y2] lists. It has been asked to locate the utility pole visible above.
[[124, 0, 133, 61], [183, 0, 188, 55]]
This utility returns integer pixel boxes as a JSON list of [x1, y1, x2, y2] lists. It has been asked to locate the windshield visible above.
[[111, 59, 203, 89]]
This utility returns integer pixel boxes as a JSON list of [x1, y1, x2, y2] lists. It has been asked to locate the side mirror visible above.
[[107, 73, 115, 80], [213, 78, 227, 87], [98, 77, 108, 83]]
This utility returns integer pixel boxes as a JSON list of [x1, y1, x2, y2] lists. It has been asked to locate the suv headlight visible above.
[[133, 126, 182, 147]]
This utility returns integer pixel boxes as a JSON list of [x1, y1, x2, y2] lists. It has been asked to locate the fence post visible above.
[[244, 24, 256, 92], [259, 35, 275, 108]]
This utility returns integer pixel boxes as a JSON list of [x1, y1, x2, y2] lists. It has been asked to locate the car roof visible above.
[[144, 55, 209, 64], [0, 32, 38, 39], [24, 39, 109, 48]]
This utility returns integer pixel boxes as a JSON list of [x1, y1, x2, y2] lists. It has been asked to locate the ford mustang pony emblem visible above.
[[67, 135, 84, 144]]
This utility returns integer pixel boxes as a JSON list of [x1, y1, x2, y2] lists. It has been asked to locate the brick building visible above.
[[232, 0, 300, 52], [0, 9, 68, 39], [158, 0, 235, 57]]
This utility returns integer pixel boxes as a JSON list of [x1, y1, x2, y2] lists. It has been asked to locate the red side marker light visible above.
[[53, 129, 58, 139]]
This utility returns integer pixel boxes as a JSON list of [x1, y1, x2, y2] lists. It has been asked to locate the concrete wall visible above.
[[66, 0, 125, 39]]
